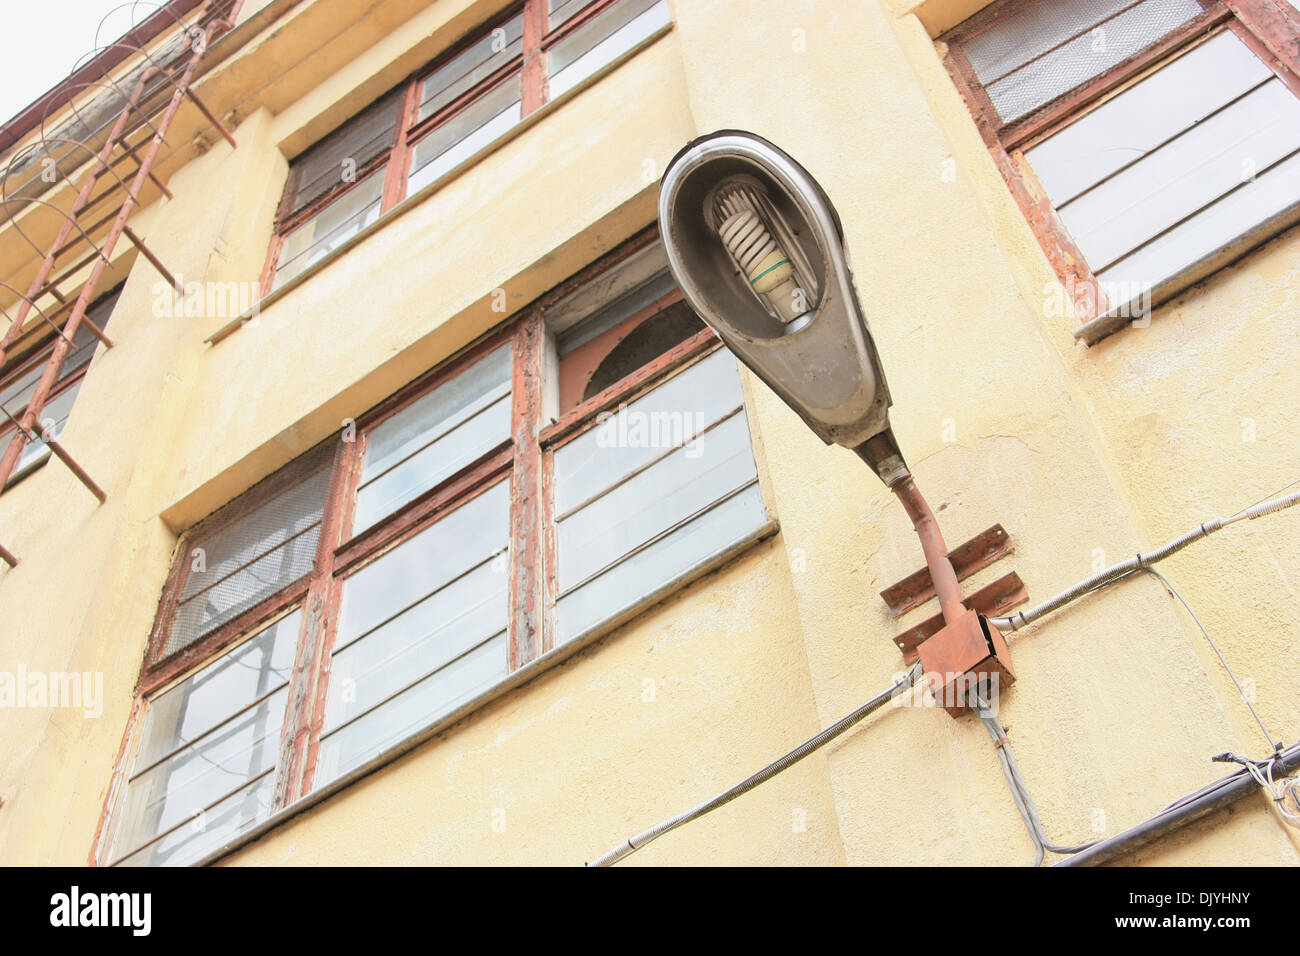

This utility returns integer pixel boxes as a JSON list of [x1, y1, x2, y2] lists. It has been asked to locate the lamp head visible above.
[[658, 130, 907, 484]]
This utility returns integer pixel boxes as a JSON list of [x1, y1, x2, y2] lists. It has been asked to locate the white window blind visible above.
[[1024, 29, 1300, 311]]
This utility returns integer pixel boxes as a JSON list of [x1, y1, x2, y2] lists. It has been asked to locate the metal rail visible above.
[[0, 0, 242, 566]]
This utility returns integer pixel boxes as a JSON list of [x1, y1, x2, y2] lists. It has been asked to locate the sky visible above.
[[0, 1, 155, 126]]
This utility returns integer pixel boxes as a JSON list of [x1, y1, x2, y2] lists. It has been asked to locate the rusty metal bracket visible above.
[[0, 401, 106, 504], [894, 571, 1027, 664], [879, 523, 1013, 616]]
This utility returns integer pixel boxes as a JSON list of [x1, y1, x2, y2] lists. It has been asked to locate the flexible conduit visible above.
[[588, 662, 923, 866], [989, 487, 1300, 632], [1057, 742, 1300, 866]]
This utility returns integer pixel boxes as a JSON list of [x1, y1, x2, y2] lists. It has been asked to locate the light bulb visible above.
[[711, 181, 806, 325]]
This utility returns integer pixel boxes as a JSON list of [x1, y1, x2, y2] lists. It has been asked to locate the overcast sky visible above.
[[0, 1, 152, 126]]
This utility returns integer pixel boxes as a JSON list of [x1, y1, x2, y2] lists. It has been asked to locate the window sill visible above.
[[188, 513, 778, 868], [1074, 187, 1300, 345], [204, 20, 674, 347]]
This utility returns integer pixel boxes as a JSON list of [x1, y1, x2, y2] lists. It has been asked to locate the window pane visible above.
[[315, 632, 507, 783], [325, 561, 506, 730], [275, 168, 387, 289], [547, 0, 669, 99], [136, 611, 299, 769], [2, 288, 118, 484], [0, 359, 47, 420], [1098, 149, 1300, 297], [168, 444, 332, 658], [555, 269, 677, 357], [1057, 79, 1300, 272], [548, 0, 599, 31], [316, 483, 510, 785], [556, 483, 766, 642], [408, 79, 521, 195], [553, 347, 743, 515], [354, 343, 512, 531], [963, 0, 1204, 123], [11, 381, 80, 478], [340, 482, 508, 639], [114, 687, 284, 845], [116, 773, 277, 868], [557, 409, 754, 590], [110, 611, 299, 867], [1022, 29, 1300, 303], [545, 239, 672, 338], [963, 0, 1131, 83], [417, 13, 523, 122], [1023, 31, 1272, 204], [286, 87, 403, 220], [552, 351, 766, 643]]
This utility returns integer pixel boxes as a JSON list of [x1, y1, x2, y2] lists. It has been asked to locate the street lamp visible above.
[[658, 130, 1013, 713]]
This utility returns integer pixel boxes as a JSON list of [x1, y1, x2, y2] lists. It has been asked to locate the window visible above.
[[540, 240, 765, 643], [110, 610, 300, 866], [264, 0, 672, 291], [352, 342, 512, 532], [106, 228, 772, 865], [942, 0, 1300, 330], [549, 348, 766, 641], [0, 284, 119, 485], [318, 482, 510, 783]]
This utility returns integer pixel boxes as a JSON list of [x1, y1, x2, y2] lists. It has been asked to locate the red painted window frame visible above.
[[941, 0, 1300, 322], [262, 0, 646, 293], [96, 226, 727, 864]]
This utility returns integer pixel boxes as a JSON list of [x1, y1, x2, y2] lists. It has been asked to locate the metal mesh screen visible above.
[[547, 0, 599, 31], [962, 0, 1133, 83], [283, 87, 404, 223], [959, 0, 1204, 123], [162, 442, 334, 659]]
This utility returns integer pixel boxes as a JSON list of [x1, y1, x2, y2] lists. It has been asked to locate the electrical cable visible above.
[[1142, 567, 1280, 753], [585, 484, 1300, 867], [972, 688, 1097, 866], [1214, 751, 1300, 828], [587, 661, 923, 867], [988, 486, 1300, 633]]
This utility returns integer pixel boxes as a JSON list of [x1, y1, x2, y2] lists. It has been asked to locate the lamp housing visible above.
[[658, 130, 907, 484]]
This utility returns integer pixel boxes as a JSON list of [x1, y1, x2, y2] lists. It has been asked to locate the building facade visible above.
[[1, 0, 1298, 866]]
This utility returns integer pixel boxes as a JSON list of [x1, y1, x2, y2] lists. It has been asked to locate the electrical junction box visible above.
[[916, 609, 1016, 718]]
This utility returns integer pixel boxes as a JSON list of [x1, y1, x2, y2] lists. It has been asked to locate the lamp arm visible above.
[[891, 476, 966, 627]]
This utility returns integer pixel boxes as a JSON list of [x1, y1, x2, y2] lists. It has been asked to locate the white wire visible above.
[[990, 484, 1300, 633]]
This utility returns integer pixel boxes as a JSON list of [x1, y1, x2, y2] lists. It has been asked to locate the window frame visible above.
[[941, 0, 1300, 322], [102, 226, 768, 865], [261, 0, 664, 293]]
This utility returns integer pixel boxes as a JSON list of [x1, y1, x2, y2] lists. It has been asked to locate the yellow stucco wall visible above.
[[0, 0, 1296, 867]]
